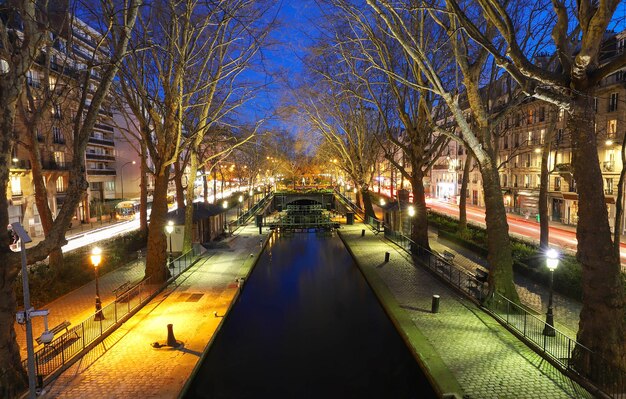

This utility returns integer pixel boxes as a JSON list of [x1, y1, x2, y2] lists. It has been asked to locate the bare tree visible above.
[[447, 0, 626, 380], [327, 1, 450, 248], [0, 0, 139, 393]]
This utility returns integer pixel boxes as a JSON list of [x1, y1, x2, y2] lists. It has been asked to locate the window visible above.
[[513, 175, 518, 187], [609, 92, 619, 112], [527, 131, 533, 144], [554, 177, 561, 191], [26, 70, 40, 88], [619, 38, 626, 54], [606, 178, 614, 195], [52, 104, 62, 119], [514, 133, 520, 147], [524, 174, 530, 188], [526, 154, 531, 167], [105, 181, 115, 191], [556, 129, 563, 143], [558, 108, 564, 122], [516, 113, 521, 127], [53, 151, 64, 165], [11, 176, 21, 196], [594, 97, 598, 112], [540, 129, 545, 144], [538, 107, 545, 122], [608, 119, 618, 138], [52, 127, 63, 143], [56, 177, 65, 193]]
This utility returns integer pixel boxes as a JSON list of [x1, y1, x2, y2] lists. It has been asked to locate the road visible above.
[[425, 197, 626, 264]]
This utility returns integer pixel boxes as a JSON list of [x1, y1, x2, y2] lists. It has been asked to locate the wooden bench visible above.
[[114, 281, 139, 302], [36, 320, 71, 345], [442, 250, 455, 263], [474, 268, 489, 283]]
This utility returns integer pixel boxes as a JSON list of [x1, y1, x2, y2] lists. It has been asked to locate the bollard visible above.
[[431, 295, 440, 313], [259, 226, 262, 235], [361, 229, 365, 237], [166, 324, 177, 346], [384, 252, 390, 262]]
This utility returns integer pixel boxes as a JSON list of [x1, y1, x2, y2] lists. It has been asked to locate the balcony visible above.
[[53, 137, 66, 145], [605, 189, 614, 195], [42, 160, 71, 171], [11, 190, 23, 197], [94, 123, 114, 132], [87, 168, 116, 176], [37, 134, 44, 142], [11, 159, 31, 169], [86, 153, 116, 161], [603, 161, 615, 172], [88, 136, 114, 147]]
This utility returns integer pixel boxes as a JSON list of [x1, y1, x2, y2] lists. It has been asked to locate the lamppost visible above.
[[165, 221, 174, 268], [542, 248, 559, 336], [120, 160, 136, 199], [238, 195, 243, 219], [90, 247, 105, 321]]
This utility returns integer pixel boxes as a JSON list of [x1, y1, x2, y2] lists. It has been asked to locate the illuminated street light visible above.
[[408, 206, 415, 217], [90, 247, 105, 321], [380, 198, 386, 206], [542, 248, 559, 336]]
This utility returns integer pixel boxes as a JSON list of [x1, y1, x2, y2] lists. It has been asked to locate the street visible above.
[[425, 197, 626, 265]]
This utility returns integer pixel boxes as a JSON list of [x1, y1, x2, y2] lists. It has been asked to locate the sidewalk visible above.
[[39, 224, 269, 398], [15, 258, 145, 359], [338, 222, 592, 399]]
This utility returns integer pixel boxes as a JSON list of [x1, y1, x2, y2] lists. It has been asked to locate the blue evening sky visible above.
[[242, 0, 322, 132]]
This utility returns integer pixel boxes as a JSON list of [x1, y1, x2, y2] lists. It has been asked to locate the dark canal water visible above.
[[184, 232, 436, 399]]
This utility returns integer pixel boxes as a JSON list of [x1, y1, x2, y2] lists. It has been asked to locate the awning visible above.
[[562, 193, 578, 200], [606, 196, 616, 204]]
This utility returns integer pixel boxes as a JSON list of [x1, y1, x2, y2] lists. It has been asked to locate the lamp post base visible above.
[[94, 296, 105, 321], [542, 309, 555, 336]]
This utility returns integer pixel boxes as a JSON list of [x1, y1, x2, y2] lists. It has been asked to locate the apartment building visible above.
[[429, 30, 626, 234], [7, 14, 124, 236]]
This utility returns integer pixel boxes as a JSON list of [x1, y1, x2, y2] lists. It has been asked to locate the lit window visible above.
[[56, 177, 65, 193], [608, 119, 618, 138], [11, 176, 21, 195]]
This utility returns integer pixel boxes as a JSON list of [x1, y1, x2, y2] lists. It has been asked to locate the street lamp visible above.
[[90, 247, 105, 321], [407, 205, 415, 217], [238, 195, 243, 218], [165, 221, 174, 268], [542, 248, 559, 336], [120, 160, 136, 199]]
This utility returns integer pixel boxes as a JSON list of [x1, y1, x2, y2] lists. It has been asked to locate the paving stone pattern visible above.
[[40, 225, 269, 398], [340, 223, 592, 399]]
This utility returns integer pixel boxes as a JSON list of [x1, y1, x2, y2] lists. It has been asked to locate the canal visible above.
[[184, 232, 436, 398]]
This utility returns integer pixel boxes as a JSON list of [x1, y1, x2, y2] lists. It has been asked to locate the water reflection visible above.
[[185, 232, 435, 399]]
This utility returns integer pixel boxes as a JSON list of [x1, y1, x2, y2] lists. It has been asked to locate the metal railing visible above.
[[384, 227, 626, 398], [23, 246, 202, 386], [230, 192, 273, 228]]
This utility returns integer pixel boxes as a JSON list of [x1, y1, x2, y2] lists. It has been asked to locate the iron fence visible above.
[[383, 227, 626, 398], [23, 246, 201, 386]]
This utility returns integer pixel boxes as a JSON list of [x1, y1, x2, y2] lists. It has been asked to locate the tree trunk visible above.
[[183, 152, 198, 252], [481, 160, 519, 302], [212, 167, 217, 204], [569, 97, 626, 379], [139, 140, 149, 233], [144, 169, 172, 283], [174, 160, 185, 209], [539, 135, 552, 249], [458, 153, 472, 235], [0, 279, 26, 397], [410, 171, 429, 250], [361, 187, 376, 221]]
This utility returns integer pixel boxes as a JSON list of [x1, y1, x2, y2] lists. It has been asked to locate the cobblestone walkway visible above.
[[40, 225, 269, 398], [339, 223, 592, 399], [16, 259, 145, 358]]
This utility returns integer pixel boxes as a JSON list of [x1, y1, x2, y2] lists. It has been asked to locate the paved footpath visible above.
[[16, 258, 145, 359], [338, 223, 592, 399], [40, 224, 269, 398]]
